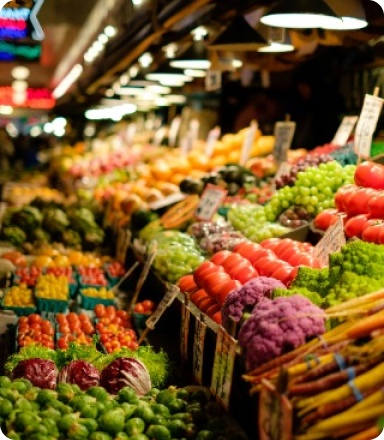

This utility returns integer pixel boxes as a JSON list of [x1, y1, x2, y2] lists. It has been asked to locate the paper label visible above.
[[195, 184, 228, 222], [146, 286, 179, 330], [332, 116, 358, 146], [205, 126, 221, 158], [205, 70, 222, 92], [354, 94, 384, 158], [149, 193, 186, 211], [193, 316, 207, 385], [315, 217, 346, 267], [273, 121, 296, 164], [180, 303, 191, 362], [169, 116, 181, 147], [240, 121, 258, 166], [210, 329, 237, 410], [259, 380, 293, 440]]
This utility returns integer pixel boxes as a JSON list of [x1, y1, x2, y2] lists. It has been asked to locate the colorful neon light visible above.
[[0, 87, 55, 109], [0, 40, 41, 60], [0, 8, 30, 20]]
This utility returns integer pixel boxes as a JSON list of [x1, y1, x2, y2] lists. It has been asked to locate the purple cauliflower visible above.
[[221, 276, 286, 330], [238, 295, 326, 370]]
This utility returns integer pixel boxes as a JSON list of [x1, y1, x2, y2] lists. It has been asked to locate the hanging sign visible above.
[[354, 93, 384, 158], [205, 70, 222, 92], [273, 121, 296, 164], [332, 116, 358, 146], [210, 329, 237, 410], [195, 184, 228, 222], [240, 120, 258, 166], [193, 315, 207, 385], [180, 302, 191, 362], [205, 126, 221, 158], [315, 216, 346, 268]]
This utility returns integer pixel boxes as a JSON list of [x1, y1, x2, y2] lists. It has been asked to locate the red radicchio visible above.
[[100, 357, 151, 396], [12, 358, 58, 389], [58, 360, 100, 391]]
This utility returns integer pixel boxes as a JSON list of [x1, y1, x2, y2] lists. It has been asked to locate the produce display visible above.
[[35, 275, 69, 300], [3, 285, 35, 309]]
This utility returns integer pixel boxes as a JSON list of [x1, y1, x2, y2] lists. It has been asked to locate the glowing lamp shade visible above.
[[11, 66, 30, 80], [260, 0, 343, 29], [258, 42, 295, 52], [184, 69, 206, 78], [208, 16, 267, 51], [323, 0, 367, 30], [170, 42, 211, 70], [146, 64, 191, 86]]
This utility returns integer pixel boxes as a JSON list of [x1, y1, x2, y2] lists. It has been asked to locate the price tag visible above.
[[315, 216, 346, 267], [210, 329, 237, 410], [205, 70, 222, 92], [146, 285, 179, 330], [193, 316, 207, 385], [332, 116, 358, 146], [116, 228, 132, 265], [259, 380, 293, 440], [240, 121, 258, 166], [153, 126, 167, 146], [195, 184, 228, 222], [273, 121, 296, 164], [149, 193, 186, 211], [180, 303, 191, 362], [354, 94, 384, 158], [205, 126, 221, 158], [169, 117, 181, 147]]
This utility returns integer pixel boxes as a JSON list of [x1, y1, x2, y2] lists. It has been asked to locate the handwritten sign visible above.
[[210, 329, 237, 410], [315, 217, 346, 267], [205, 70, 222, 92], [146, 285, 179, 330], [240, 121, 258, 166], [259, 379, 293, 440], [273, 121, 296, 164], [180, 303, 191, 362], [354, 94, 384, 158], [205, 126, 221, 158], [169, 117, 181, 147], [195, 184, 228, 222], [193, 316, 207, 385], [332, 116, 358, 146]]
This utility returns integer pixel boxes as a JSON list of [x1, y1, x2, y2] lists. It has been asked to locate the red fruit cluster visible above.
[[15, 267, 43, 286], [18, 314, 54, 349], [46, 267, 76, 283], [78, 267, 108, 286]]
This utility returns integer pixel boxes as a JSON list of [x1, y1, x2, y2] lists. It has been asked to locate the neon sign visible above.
[[0, 87, 55, 109], [0, 0, 45, 41], [0, 40, 41, 60]]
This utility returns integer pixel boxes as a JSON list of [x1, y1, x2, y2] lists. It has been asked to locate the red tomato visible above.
[[28, 314, 41, 324], [94, 304, 106, 318], [259, 238, 281, 251], [116, 310, 128, 319], [212, 312, 222, 325], [193, 262, 224, 287], [287, 252, 308, 267], [334, 184, 357, 211], [355, 161, 384, 190], [343, 188, 375, 216], [177, 275, 198, 294], [142, 300, 155, 311], [216, 280, 241, 306], [362, 220, 384, 243], [134, 303, 145, 313], [210, 250, 232, 266], [198, 297, 217, 313], [195, 293, 212, 308], [253, 257, 279, 277], [106, 306, 116, 319], [378, 228, 384, 245], [190, 289, 209, 305], [345, 214, 370, 238], [18, 316, 28, 325], [249, 248, 276, 264], [203, 272, 231, 294], [295, 255, 321, 269], [233, 242, 263, 264], [314, 208, 339, 231], [367, 193, 384, 219], [221, 254, 245, 271], [205, 304, 222, 318], [235, 266, 258, 284], [228, 263, 255, 282]]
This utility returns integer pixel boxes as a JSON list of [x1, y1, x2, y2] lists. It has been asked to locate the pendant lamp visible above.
[[260, 0, 343, 29], [258, 28, 295, 53], [170, 41, 211, 70], [208, 16, 267, 51], [323, 0, 367, 30], [146, 64, 192, 86]]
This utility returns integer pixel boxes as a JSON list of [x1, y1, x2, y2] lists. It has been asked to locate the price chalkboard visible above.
[[315, 217, 346, 267]]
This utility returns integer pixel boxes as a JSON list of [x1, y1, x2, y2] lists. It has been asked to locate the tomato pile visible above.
[[46, 266, 76, 283], [105, 261, 125, 277], [133, 300, 156, 314], [17, 314, 54, 349], [55, 312, 95, 350], [78, 266, 108, 286], [14, 267, 43, 287], [95, 305, 138, 353]]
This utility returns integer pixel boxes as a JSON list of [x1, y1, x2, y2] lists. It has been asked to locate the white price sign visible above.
[[332, 116, 358, 146], [273, 121, 296, 164], [169, 117, 181, 147], [210, 329, 237, 410], [195, 184, 228, 222], [180, 303, 191, 362], [240, 120, 258, 166], [205, 126, 221, 158], [315, 217, 346, 268], [193, 316, 207, 385], [205, 70, 222, 92], [146, 286, 179, 330], [354, 94, 384, 158]]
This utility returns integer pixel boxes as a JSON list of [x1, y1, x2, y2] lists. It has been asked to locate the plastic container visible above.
[[132, 312, 150, 330], [78, 289, 115, 310], [1, 289, 36, 316], [36, 296, 69, 313]]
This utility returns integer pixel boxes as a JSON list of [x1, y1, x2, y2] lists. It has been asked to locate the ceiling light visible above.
[[129, 65, 140, 78], [116, 86, 146, 95], [98, 34, 109, 44], [323, 0, 367, 30], [146, 85, 171, 94], [6, 123, 18, 138], [170, 42, 211, 70], [85, 103, 137, 120], [184, 69, 206, 78], [167, 95, 187, 104], [146, 65, 191, 83], [53, 64, 83, 99], [155, 98, 170, 106], [93, 41, 104, 52], [120, 73, 130, 86], [260, 0, 343, 29], [12, 80, 28, 92], [84, 52, 94, 63], [11, 66, 30, 80], [232, 59, 243, 68], [129, 79, 157, 87], [258, 42, 295, 52], [132, 0, 143, 4], [13, 92, 27, 105], [30, 126, 42, 137], [54, 127, 66, 137], [0, 105, 13, 115], [163, 43, 178, 59], [105, 88, 114, 97], [44, 122, 53, 133], [192, 26, 208, 41], [139, 52, 153, 68], [104, 26, 117, 37], [209, 16, 267, 51], [158, 78, 186, 87]]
